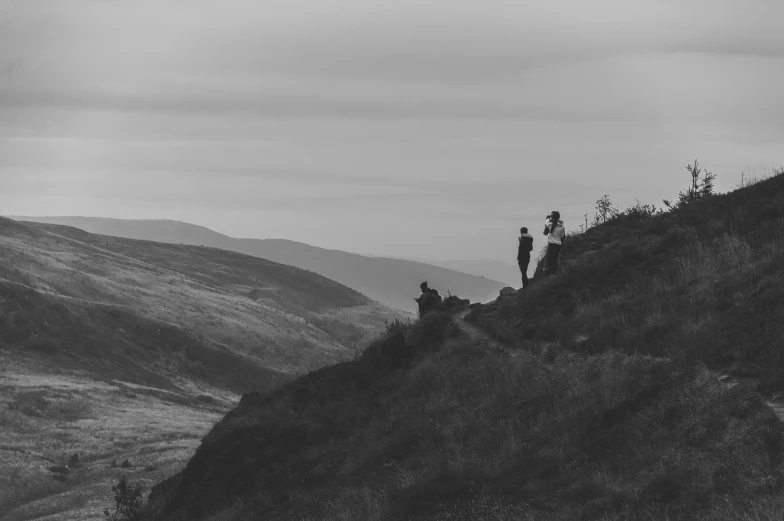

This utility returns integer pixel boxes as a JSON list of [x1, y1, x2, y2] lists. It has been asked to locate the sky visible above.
[[1, 0, 782, 262]]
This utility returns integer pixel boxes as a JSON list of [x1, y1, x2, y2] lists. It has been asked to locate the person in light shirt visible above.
[[543, 211, 567, 276]]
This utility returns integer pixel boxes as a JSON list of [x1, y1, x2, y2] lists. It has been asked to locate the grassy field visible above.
[[140, 170, 784, 520]]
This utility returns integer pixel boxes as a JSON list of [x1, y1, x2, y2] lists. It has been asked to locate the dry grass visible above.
[[141, 310, 784, 521], [0, 221, 352, 374], [138, 171, 784, 520], [0, 360, 228, 521]]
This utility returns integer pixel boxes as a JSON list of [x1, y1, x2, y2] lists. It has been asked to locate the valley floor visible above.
[[0, 353, 235, 521]]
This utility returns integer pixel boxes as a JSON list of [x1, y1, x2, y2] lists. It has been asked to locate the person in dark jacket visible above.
[[543, 211, 567, 275], [414, 281, 442, 318], [517, 227, 534, 289]]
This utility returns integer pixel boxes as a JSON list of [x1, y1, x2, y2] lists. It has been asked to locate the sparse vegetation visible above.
[[593, 194, 620, 225], [104, 476, 145, 521], [0, 365, 226, 520], [663, 159, 717, 210], [69, 453, 81, 469]]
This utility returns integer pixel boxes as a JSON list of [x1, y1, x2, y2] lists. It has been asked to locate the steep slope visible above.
[[141, 173, 784, 521], [5, 216, 506, 312], [468, 172, 784, 392]]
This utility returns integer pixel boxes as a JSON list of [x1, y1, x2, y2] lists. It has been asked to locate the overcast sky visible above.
[[1, 0, 782, 261]]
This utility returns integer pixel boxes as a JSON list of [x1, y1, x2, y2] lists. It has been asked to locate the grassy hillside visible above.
[[5, 216, 506, 312], [20, 222, 406, 350], [0, 216, 358, 373], [468, 170, 784, 393], [0, 217, 400, 520], [140, 171, 784, 521], [0, 276, 286, 520]]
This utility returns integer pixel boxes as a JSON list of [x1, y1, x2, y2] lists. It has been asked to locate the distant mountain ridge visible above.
[[5, 216, 507, 311]]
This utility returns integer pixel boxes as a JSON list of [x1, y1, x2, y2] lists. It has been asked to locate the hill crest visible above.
[[4, 215, 507, 312]]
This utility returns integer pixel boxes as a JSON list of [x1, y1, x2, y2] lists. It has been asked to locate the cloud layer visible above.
[[1, 0, 782, 260]]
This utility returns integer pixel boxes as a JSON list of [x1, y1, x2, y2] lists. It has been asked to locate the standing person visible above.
[[543, 211, 567, 275], [517, 227, 534, 289]]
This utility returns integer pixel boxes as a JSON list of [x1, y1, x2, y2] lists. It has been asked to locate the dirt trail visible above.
[[455, 310, 784, 423], [454, 309, 520, 358]]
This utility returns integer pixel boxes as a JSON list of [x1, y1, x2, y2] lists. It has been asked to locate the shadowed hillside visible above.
[[468, 170, 784, 392], [4, 216, 506, 312], [140, 172, 784, 520]]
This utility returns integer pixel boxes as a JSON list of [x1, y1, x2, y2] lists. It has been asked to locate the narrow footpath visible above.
[[454, 308, 520, 358]]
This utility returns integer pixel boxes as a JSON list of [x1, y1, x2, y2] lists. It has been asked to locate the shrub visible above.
[[69, 453, 81, 469], [104, 476, 145, 521], [442, 295, 470, 311], [358, 318, 414, 371], [618, 199, 664, 220], [446, 322, 462, 338], [664, 159, 717, 210], [121, 459, 132, 469], [593, 194, 620, 226], [405, 311, 451, 348]]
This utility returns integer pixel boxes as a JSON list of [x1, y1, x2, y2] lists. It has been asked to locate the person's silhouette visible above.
[[517, 227, 534, 289], [543, 211, 567, 275], [414, 282, 441, 317]]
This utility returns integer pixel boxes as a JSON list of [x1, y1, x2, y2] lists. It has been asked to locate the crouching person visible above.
[[415, 281, 442, 318]]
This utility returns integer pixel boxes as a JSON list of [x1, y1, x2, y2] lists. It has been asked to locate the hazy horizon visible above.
[[2, 0, 782, 262], [3, 213, 516, 265]]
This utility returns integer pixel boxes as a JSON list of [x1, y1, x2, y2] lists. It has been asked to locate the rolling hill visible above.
[[140, 170, 784, 520], [4, 216, 507, 312], [0, 216, 374, 374], [18, 221, 408, 350], [0, 217, 404, 520]]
